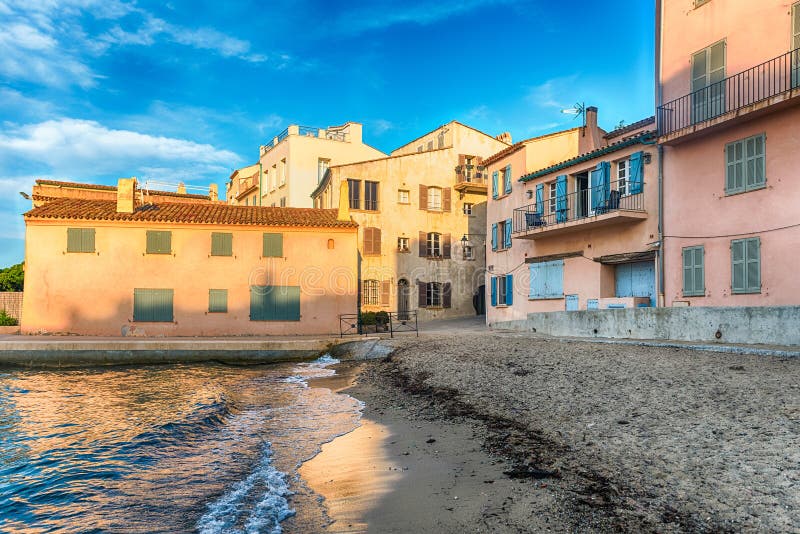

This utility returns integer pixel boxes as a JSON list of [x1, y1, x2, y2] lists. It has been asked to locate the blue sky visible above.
[[0, 0, 655, 266]]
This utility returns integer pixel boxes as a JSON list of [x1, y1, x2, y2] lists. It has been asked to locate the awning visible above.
[[593, 250, 656, 265]]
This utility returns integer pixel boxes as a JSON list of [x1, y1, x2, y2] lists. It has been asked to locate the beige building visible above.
[[312, 121, 510, 319], [226, 122, 386, 208]]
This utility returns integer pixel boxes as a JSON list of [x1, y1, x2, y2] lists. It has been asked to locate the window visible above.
[[67, 228, 95, 253], [211, 232, 233, 256], [280, 197, 286, 207], [398, 189, 409, 204], [271, 164, 277, 191], [497, 220, 508, 250], [463, 156, 474, 182], [280, 158, 286, 185], [490, 275, 513, 306], [364, 181, 379, 211], [250, 285, 300, 321], [318, 158, 330, 184], [208, 289, 228, 313], [363, 227, 381, 256], [397, 237, 409, 252], [437, 131, 445, 149], [731, 237, 761, 294], [427, 232, 441, 257], [417, 145, 423, 153], [262, 233, 283, 257], [427, 140, 433, 151], [463, 245, 474, 260], [682, 246, 705, 297], [347, 179, 361, 209], [725, 134, 765, 194], [463, 203, 473, 215], [362, 280, 379, 305], [133, 289, 174, 322], [617, 159, 629, 196], [529, 260, 564, 299], [427, 187, 442, 211], [691, 41, 726, 122], [491, 220, 512, 251], [146, 231, 172, 254], [503, 165, 512, 194], [548, 182, 557, 213], [426, 282, 442, 307]]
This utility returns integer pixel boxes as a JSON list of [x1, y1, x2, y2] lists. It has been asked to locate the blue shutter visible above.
[[535, 184, 544, 215], [590, 167, 603, 211], [505, 275, 513, 305], [555, 175, 567, 223], [504, 165, 512, 194], [547, 260, 564, 297], [492, 171, 499, 199], [490, 277, 497, 306], [529, 263, 543, 298], [491, 223, 498, 251], [600, 161, 611, 203], [504, 218, 512, 248], [629, 152, 643, 194]]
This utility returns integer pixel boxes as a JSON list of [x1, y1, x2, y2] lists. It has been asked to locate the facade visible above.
[[485, 108, 661, 324], [312, 121, 510, 319], [226, 122, 386, 209], [657, 0, 800, 306], [22, 179, 358, 336]]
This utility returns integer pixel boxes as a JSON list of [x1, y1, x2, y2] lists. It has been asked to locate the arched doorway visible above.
[[398, 279, 410, 320]]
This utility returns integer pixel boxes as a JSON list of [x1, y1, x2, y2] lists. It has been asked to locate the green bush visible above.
[[375, 311, 390, 325], [0, 310, 17, 326], [359, 311, 376, 325], [0, 263, 23, 292]]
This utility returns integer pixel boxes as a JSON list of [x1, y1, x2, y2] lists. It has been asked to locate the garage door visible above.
[[615, 261, 655, 307]]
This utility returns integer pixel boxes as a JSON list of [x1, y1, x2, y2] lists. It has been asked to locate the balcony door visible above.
[[691, 41, 726, 123]]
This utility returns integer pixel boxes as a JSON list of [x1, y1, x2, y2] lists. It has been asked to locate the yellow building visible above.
[[226, 122, 386, 208], [312, 121, 510, 319]]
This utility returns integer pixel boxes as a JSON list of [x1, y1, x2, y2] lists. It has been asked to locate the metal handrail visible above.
[[512, 179, 644, 233], [658, 47, 800, 136]]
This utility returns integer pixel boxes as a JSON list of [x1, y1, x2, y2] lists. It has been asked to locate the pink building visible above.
[[658, 0, 800, 306], [485, 109, 660, 324]]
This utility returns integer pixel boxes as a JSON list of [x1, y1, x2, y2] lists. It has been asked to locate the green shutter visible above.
[[133, 289, 174, 322], [682, 246, 704, 296], [211, 232, 233, 256], [67, 228, 95, 253], [727, 135, 765, 194], [745, 238, 761, 293], [682, 248, 693, 295], [146, 231, 172, 254], [731, 239, 746, 293], [209, 289, 228, 313], [250, 285, 300, 321], [694, 247, 705, 295], [262, 233, 283, 257]]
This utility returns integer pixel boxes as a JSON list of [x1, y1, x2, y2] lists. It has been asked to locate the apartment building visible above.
[[657, 0, 800, 306], [22, 178, 358, 336], [226, 122, 386, 208], [312, 121, 510, 319]]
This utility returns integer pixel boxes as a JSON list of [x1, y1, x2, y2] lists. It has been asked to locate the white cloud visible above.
[[0, 118, 241, 176], [525, 75, 581, 111], [371, 119, 394, 136]]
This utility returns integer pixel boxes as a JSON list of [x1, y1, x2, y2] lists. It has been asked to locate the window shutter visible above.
[[67, 228, 81, 252], [535, 184, 544, 215], [457, 154, 466, 169], [492, 171, 499, 199], [491, 223, 498, 251], [147, 231, 171, 254], [490, 277, 497, 306], [442, 187, 451, 211], [548, 260, 564, 297], [504, 218, 512, 249], [746, 238, 760, 292], [629, 152, 643, 194], [691, 48, 708, 93], [381, 280, 390, 306], [504, 165, 512, 194], [725, 143, 738, 193], [442, 233, 451, 259], [731, 239, 746, 292], [81, 229, 95, 253], [694, 247, 705, 294], [263, 233, 283, 257], [419, 185, 428, 210], [374, 228, 381, 255], [134, 289, 173, 322], [419, 231, 427, 257], [556, 175, 568, 222], [418, 281, 427, 307], [211, 232, 232, 256], [505, 275, 513, 306], [746, 134, 765, 188], [442, 282, 452, 308], [709, 41, 725, 83], [600, 161, 611, 202], [209, 289, 228, 312], [363, 227, 373, 255], [682, 248, 693, 295]]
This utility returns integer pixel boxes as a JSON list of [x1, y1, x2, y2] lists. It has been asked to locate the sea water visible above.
[[0, 355, 362, 532]]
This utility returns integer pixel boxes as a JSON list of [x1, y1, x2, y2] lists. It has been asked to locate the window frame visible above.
[[146, 230, 172, 255], [463, 203, 473, 215], [347, 178, 361, 210], [364, 180, 379, 211], [463, 244, 474, 261], [398, 189, 410, 204], [548, 182, 557, 214], [731, 237, 761, 294], [725, 134, 766, 195], [67, 227, 96, 253], [426, 282, 442, 307], [362, 279, 380, 306], [617, 159, 630, 196], [317, 158, 330, 184], [427, 186, 442, 211], [211, 232, 233, 257], [682, 245, 705, 297], [426, 232, 441, 257], [397, 237, 409, 252], [496, 220, 508, 251]]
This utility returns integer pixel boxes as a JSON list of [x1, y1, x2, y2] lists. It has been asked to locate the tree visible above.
[[0, 263, 24, 292]]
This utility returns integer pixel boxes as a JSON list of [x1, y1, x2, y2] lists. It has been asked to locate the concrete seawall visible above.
[[492, 306, 800, 346], [0, 337, 381, 367]]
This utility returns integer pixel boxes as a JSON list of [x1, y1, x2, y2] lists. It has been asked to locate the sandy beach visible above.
[[302, 331, 800, 533]]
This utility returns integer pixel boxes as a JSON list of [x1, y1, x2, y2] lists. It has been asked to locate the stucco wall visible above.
[[21, 221, 358, 336], [493, 306, 800, 346]]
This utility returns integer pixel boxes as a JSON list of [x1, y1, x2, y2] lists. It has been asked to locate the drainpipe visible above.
[[655, 0, 665, 307]]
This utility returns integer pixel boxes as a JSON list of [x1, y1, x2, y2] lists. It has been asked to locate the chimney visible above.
[[581, 106, 604, 152], [496, 132, 512, 144], [177, 182, 186, 195], [209, 183, 219, 202], [337, 180, 350, 222], [117, 177, 136, 213]]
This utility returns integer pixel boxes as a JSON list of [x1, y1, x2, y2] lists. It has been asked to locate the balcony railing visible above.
[[262, 125, 349, 154], [658, 48, 800, 137], [512, 179, 645, 234], [457, 170, 487, 186]]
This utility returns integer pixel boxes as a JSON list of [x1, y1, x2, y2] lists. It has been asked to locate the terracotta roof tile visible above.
[[24, 198, 358, 229], [603, 116, 656, 140]]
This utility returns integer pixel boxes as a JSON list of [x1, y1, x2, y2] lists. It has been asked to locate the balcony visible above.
[[454, 170, 488, 194], [261, 124, 349, 155], [512, 180, 646, 240], [658, 48, 800, 144]]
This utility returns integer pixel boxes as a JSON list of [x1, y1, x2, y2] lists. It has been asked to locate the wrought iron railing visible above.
[[658, 48, 800, 136], [339, 311, 418, 338], [263, 125, 349, 154], [512, 179, 645, 233]]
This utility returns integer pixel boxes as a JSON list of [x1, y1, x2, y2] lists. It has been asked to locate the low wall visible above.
[[492, 306, 800, 346], [0, 292, 22, 320]]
